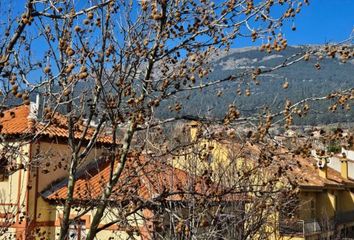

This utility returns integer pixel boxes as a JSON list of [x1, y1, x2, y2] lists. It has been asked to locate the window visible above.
[[310, 199, 316, 219], [0, 156, 9, 181], [68, 220, 86, 240]]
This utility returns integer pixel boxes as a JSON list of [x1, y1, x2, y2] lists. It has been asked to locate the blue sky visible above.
[[4, 0, 354, 47], [279, 0, 354, 45]]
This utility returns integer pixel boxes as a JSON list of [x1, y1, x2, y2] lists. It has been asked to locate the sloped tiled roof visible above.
[[277, 153, 354, 189], [0, 105, 31, 134], [0, 105, 112, 144], [42, 156, 245, 203], [207, 138, 354, 190]]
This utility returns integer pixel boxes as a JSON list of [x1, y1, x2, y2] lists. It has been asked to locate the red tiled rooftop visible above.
[[43, 156, 245, 203], [279, 153, 354, 189], [0, 104, 112, 144], [208, 138, 354, 189], [0, 105, 31, 134]]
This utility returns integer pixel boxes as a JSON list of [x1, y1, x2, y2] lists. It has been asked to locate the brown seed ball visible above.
[[66, 48, 75, 56], [79, 72, 88, 79], [22, 17, 29, 24], [65, 67, 72, 74], [74, 26, 81, 32], [44, 66, 51, 73], [83, 19, 90, 25], [245, 89, 251, 96], [63, 89, 71, 96], [87, 12, 94, 20], [282, 81, 289, 89], [190, 75, 196, 83], [22, 94, 29, 100], [304, 53, 310, 61]]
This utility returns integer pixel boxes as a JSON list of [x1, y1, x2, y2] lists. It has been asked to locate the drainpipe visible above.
[[25, 142, 32, 239], [33, 141, 40, 238]]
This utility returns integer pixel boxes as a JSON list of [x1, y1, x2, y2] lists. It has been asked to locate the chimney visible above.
[[341, 159, 349, 179], [27, 95, 39, 132], [317, 157, 328, 179], [314, 149, 328, 179], [189, 121, 200, 141]]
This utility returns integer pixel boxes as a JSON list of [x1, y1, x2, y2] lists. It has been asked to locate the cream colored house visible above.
[[0, 104, 244, 239], [175, 122, 354, 240], [0, 103, 111, 239]]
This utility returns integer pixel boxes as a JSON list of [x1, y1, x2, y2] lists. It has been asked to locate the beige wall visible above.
[[1, 138, 108, 239], [0, 142, 30, 240], [34, 206, 144, 240], [28, 139, 108, 239]]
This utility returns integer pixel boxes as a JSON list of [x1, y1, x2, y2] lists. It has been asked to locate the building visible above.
[[176, 122, 354, 239], [41, 155, 245, 239], [279, 153, 354, 239], [0, 104, 244, 239], [0, 103, 111, 239]]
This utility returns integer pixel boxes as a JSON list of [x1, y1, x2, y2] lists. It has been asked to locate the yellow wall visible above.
[[337, 190, 354, 213], [0, 142, 30, 240], [175, 127, 354, 240], [36, 206, 144, 240], [28, 140, 108, 239], [0, 139, 108, 239]]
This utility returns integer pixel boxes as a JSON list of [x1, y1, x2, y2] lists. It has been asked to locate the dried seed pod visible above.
[[304, 53, 310, 61], [74, 26, 81, 32], [245, 88, 251, 96], [87, 12, 94, 20], [44, 66, 51, 73], [66, 47, 75, 56], [78, 72, 88, 79], [282, 81, 289, 89], [63, 89, 71, 96], [22, 93, 29, 100]]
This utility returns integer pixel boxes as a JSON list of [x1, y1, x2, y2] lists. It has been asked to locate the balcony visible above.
[[279, 219, 323, 237]]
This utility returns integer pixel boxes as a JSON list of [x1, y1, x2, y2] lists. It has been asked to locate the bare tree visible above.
[[0, 0, 353, 239]]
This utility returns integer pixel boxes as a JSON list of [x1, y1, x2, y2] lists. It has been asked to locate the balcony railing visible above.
[[279, 219, 321, 236], [280, 211, 354, 237]]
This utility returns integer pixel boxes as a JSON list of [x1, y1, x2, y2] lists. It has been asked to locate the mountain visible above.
[[2, 46, 353, 126], [166, 45, 354, 125]]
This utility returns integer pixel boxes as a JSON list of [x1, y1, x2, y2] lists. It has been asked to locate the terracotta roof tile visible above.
[[0, 105, 31, 134], [283, 154, 354, 188], [214, 140, 354, 189], [42, 156, 245, 203], [0, 105, 112, 144]]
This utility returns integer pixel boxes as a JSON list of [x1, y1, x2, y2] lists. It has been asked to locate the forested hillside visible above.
[[3, 46, 353, 126], [160, 46, 353, 125]]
